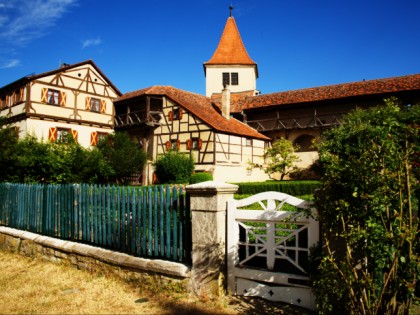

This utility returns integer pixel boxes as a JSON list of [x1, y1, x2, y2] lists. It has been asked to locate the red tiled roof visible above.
[[230, 74, 420, 112], [204, 17, 257, 68], [116, 86, 270, 140]]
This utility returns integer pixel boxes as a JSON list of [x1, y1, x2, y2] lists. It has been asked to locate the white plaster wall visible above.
[[296, 151, 319, 169], [212, 164, 269, 183], [25, 118, 113, 148], [205, 65, 257, 97]]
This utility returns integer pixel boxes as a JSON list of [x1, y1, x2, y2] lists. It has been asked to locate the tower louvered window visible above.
[[223, 73, 230, 86], [231, 72, 239, 85], [222, 72, 239, 86]]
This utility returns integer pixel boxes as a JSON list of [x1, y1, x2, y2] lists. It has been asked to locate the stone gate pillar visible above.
[[186, 181, 238, 298]]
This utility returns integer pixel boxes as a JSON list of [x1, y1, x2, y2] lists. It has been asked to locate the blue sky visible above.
[[0, 0, 419, 95]]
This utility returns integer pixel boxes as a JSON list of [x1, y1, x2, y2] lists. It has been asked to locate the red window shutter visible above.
[[168, 110, 173, 121], [198, 138, 203, 150], [100, 100, 106, 113], [19, 87, 24, 102], [85, 97, 91, 110], [48, 127, 57, 142], [176, 140, 180, 150], [71, 129, 78, 141], [41, 88, 48, 102], [20, 88, 24, 101], [59, 92, 66, 107], [165, 140, 171, 151], [90, 132, 98, 146], [179, 108, 183, 120], [186, 139, 192, 150]]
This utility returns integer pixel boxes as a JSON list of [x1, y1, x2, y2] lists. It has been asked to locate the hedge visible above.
[[232, 180, 319, 196], [190, 172, 213, 184]]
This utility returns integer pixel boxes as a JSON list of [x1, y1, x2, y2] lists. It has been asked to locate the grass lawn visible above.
[[0, 250, 316, 315], [0, 251, 237, 315]]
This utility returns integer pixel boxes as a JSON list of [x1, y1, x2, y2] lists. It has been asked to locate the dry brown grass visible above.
[[0, 251, 167, 314], [0, 251, 240, 314], [0, 250, 321, 314]]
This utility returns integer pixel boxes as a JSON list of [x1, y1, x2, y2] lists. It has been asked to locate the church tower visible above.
[[204, 7, 259, 97]]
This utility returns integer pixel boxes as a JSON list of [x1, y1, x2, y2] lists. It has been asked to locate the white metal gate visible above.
[[227, 192, 319, 311]]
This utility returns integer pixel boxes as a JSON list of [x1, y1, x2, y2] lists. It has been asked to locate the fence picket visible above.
[[0, 183, 191, 263], [165, 186, 171, 259]]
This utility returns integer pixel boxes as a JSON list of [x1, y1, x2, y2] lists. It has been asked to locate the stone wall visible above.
[[0, 226, 190, 293], [0, 181, 238, 299]]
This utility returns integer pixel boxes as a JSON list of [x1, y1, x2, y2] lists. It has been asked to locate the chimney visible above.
[[221, 85, 231, 120]]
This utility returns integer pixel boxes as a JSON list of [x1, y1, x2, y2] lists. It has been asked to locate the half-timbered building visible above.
[[0, 60, 121, 148], [114, 86, 270, 184]]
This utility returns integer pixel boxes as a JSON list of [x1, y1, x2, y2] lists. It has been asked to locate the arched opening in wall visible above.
[[294, 135, 316, 152]]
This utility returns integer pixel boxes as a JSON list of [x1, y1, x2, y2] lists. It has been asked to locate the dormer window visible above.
[[222, 72, 239, 86]]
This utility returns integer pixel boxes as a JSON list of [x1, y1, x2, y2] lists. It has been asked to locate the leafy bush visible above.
[[96, 132, 148, 184], [154, 151, 195, 184], [313, 99, 420, 314], [189, 172, 213, 184], [249, 137, 301, 180], [233, 180, 319, 196], [0, 128, 146, 185]]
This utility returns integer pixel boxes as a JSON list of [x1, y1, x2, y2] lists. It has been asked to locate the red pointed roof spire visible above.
[[204, 13, 257, 71]]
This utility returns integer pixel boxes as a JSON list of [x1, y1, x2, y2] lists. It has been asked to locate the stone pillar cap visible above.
[[186, 181, 238, 194]]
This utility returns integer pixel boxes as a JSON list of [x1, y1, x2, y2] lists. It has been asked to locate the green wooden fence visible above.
[[0, 183, 191, 263]]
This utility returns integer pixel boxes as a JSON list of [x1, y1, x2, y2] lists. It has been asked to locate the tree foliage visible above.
[[0, 129, 147, 185], [153, 150, 195, 184], [250, 137, 301, 180], [313, 98, 419, 314], [0, 120, 19, 181], [96, 132, 148, 184]]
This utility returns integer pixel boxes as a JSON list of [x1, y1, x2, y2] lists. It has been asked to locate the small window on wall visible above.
[[57, 128, 71, 143], [41, 88, 66, 106], [246, 138, 252, 146], [187, 138, 202, 150], [90, 131, 109, 146], [222, 72, 239, 86], [165, 140, 180, 151], [90, 98, 101, 112], [48, 127, 77, 143], [85, 97, 106, 113], [231, 72, 239, 85], [98, 132, 108, 144], [48, 89, 60, 105], [169, 108, 183, 121], [222, 72, 230, 86]]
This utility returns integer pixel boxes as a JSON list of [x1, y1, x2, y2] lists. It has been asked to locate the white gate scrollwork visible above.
[[227, 191, 319, 311]]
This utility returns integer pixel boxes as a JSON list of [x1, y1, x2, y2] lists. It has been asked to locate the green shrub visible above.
[[154, 151, 195, 184], [233, 180, 319, 196], [189, 172, 213, 184], [313, 99, 419, 314]]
